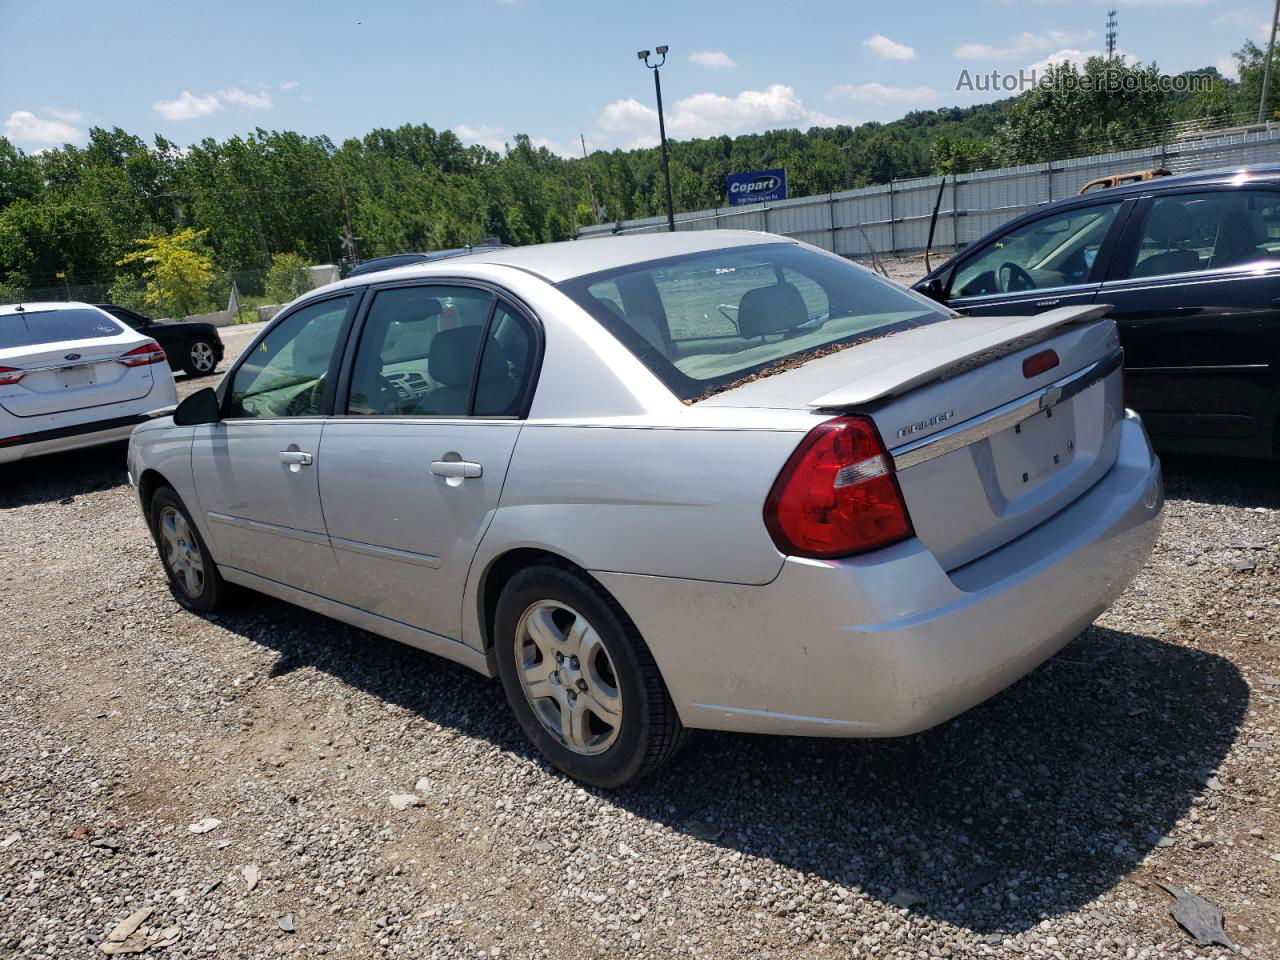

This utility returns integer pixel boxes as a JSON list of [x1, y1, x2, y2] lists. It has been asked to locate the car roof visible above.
[[0, 300, 105, 316], [1046, 162, 1280, 207], [391, 230, 788, 284]]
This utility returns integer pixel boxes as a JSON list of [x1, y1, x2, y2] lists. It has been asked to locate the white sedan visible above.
[[1, 302, 178, 463], [128, 232, 1163, 786]]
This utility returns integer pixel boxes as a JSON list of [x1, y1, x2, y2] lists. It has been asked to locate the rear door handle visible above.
[[279, 450, 313, 466], [431, 460, 482, 479]]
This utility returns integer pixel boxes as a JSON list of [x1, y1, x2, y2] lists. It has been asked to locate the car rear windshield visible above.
[[0, 307, 122, 349], [558, 243, 951, 401]]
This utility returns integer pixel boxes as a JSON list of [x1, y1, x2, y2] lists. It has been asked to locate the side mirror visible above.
[[174, 387, 221, 426], [920, 276, 948, 303]]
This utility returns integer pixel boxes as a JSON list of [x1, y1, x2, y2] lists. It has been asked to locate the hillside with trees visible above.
[[0, 39, 1267, 308]]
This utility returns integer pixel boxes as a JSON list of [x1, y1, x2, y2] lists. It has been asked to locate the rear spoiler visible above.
[[809, 304, 1113, 408]]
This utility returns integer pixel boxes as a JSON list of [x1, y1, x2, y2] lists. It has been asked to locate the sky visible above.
[[0, 0, 1271, 158]]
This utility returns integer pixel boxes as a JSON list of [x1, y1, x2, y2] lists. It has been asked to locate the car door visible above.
[[190, 292, 358, 595], [317, 284, 540, 640], [1098, 187, 1280, 447], [941, 198, 1133, 318]]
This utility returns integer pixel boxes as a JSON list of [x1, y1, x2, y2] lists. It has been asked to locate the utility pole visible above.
[[580, 134, 602, 225], [638, 46, 676, 232], [1260, 0, 1280, 123], [339, 176, 359, 264]]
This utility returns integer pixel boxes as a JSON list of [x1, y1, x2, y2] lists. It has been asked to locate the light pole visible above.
[[1261, 0, 1280, 123], [638, 46, 676, 232]]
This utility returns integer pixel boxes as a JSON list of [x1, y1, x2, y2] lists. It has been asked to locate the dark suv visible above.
[[915, 164, 1280, 459]]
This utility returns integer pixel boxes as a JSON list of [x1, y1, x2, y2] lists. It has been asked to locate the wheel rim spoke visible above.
[[514, 599, 623, 757]]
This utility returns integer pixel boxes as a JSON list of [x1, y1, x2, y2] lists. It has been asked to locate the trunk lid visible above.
[[0, 336, 157, 417], [699, 305, 1126, 571]]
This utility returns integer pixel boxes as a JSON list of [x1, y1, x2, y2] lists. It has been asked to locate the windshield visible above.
[[559, 243, 951, 401], [0, 307, 122, 350]]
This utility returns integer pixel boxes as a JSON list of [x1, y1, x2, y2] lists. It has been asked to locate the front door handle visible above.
[[430, 460, 482, 479], [279, 450, 313, 467]]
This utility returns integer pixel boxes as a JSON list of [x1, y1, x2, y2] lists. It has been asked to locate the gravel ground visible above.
[[1, 307, 1278, 960]]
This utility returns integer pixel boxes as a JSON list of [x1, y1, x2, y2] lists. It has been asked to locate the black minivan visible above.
[[914, 164, 1280, 459]]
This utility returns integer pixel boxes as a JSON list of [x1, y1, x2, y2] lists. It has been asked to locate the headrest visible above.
[[383, 294, 442, 325], [1146, 202, 1192, 244], [429, 326, 483, 387], [738, 282, 808, 339], [1220, 208, 1266, 247]]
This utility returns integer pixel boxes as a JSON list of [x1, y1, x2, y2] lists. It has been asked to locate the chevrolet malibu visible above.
[[128, 232, 1164, 786]]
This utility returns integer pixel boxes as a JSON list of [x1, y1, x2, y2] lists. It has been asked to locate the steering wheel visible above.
[[997, 262, 1035, 293], [284, 376, 326, 417]]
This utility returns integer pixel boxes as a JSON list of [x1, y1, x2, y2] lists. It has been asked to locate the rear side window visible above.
[[1124, 190, 1280, 279], [0, 307, 122, 349], [559, 242, 948, 401], [346, 285, 495, 417]]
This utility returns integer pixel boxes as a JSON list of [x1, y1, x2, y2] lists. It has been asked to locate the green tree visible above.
[[116, 228, 215, 317], [265, 251, 311, 303]]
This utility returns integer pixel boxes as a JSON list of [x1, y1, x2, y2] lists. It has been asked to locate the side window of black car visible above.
[[950, 202, 1122, 298], [1125, 190, 1280, 279]]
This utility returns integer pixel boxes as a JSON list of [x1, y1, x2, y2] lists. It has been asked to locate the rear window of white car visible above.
[[559, 243, 951, 401], [0, 307, 122, 349]]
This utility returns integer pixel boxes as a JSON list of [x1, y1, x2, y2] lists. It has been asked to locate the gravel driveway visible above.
[[1, 306, 1277, 959]]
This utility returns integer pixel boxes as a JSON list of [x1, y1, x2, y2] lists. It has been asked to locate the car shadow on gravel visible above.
[[215, 599, 1246, 937], [0, 442, 129, 509], [1160, 454, 1280, 510]]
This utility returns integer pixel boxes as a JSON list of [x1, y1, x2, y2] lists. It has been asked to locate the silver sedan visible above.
[[128, 231, 1164, 786]]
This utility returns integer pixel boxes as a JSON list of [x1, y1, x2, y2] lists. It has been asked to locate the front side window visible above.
[[228, 295, 351, 418], [559, 242, 950, 402], [346, 285, 495, 417], [951, 202, 1122, 298], [1124, 190, 1280, 279]]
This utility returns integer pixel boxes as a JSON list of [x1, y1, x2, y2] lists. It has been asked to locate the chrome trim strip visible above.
[[206, 511, 330, 546], [889, 350, 1122, 470], [11, 354, 141, 375], [330, 536, 441, 569]]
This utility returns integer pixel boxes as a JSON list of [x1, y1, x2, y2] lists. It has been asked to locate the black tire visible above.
[[182, 338, 219, 377], [149, 486, 226, 613], [493, 564, 687, 788]]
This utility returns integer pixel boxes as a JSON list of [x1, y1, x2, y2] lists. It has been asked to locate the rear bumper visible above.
[[0, 409, 175, 464], [595, 412, 1163, 737]]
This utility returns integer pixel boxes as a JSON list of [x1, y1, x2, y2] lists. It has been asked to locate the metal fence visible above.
[[576, 124, 1280, 258]]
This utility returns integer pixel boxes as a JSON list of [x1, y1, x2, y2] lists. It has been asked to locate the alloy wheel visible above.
[[190, 341, 215, 372], [514, 600, 623, 756], [159, 505, 205, 598]]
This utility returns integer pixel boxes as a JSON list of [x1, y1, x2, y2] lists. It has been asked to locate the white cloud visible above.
[[46, 107, 88, 123], [1216, 54, 1240, 79], [828, 82, 938, 104], [600, 97, 658, 133], [863, 34, 917, 62], [456, 123, 508, 152], [153, 86, 274, 120], [153, 91, 223, 120], [3, 109, 84, 145], [279, 80, 300, 91], [689, 50, 737, 69], [1024, 47, 1125, 77], [218, 87, 272, 110], [955, 29, 1095, 61], [530, 136, 576, 158], [600, 84, 839, 141]]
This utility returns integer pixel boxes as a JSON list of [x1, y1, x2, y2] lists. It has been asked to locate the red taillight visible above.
[[1022, 349, 1059, 379], [0, 366, 23, 386], [121, 341, 166, 367], [764, 415, 913, 559]]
